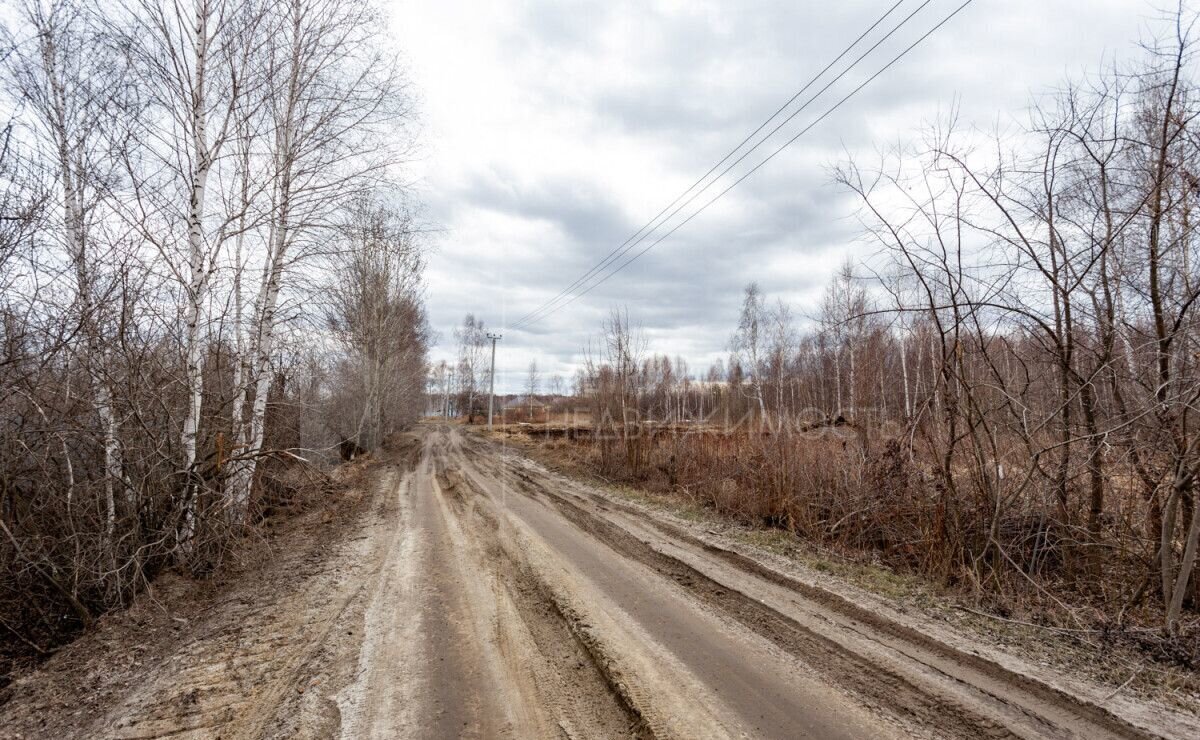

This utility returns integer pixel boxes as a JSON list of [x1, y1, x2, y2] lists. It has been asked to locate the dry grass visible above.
[[502, 422, 1200, 671], [499, 426, 1200, 716]]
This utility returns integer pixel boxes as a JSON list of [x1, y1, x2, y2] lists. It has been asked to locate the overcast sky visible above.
[[388, 0, 1165, 393]]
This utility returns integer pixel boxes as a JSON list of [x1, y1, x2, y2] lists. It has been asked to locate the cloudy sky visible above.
[[388, 0, 1164, 392]]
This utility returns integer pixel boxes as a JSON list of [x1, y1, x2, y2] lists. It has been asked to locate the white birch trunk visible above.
[[834, 350, 843, 418], [229, 129, 293, 522], [178, 3, 217, 551], [228, 123, 253, 456], [848, 342, 857, 421], [40, 25, 125, 536]]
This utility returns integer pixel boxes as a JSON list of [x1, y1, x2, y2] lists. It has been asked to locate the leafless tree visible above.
[[325, 196, 426, 449], [525, 359, 540, 419], [455, 314, 488, 422], [564, 8, 1200, 642], [227, 0, 415, 522], [730, 282, 768, 422], [0, 0, 426, 655]]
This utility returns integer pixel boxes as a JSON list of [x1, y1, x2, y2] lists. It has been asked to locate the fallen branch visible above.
[[1100, 666, 1144, 703], [952, 604, 1100, 635]]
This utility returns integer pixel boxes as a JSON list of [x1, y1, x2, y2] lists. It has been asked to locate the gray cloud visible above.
[[390, 0, 1160, 391], [460, 169, 634, 248]]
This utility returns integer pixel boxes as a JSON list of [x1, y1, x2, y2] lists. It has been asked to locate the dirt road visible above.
[[3, 424, 1196, 739]]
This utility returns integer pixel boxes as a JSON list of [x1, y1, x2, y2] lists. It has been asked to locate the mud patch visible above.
[[466, 501, 651, 739]]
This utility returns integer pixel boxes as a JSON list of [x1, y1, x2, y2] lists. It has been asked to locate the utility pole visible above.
[[486, 333, 502, 430]]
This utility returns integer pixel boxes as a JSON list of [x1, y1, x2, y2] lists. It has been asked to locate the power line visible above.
[[544, 0, 979, 320], [511, 0, 936, 330], [513, 0, 976, 330], [508, 0, 912, 329]]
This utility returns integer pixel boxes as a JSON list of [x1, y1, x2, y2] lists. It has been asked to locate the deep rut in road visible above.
[[4, 425, 1198, 739], [430, 447, 649, 738], [450, 430, 1186, 740], [505, 468, 1005, 738]]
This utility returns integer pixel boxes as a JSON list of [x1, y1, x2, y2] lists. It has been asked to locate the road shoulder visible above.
[[492, 427, 1200, 739]]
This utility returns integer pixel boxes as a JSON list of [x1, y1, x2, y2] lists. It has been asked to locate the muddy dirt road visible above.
[[3, 424, 1196, 739]]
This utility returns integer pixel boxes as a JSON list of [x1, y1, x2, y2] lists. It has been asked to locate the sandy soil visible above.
[[2, 423, 1197, 739]]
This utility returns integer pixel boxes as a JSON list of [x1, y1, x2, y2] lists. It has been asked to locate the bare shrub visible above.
[[0, 0, 427, 673]]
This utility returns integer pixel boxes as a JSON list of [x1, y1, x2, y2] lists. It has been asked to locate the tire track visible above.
[[449, 430, 914, 739], [510, 464, 1004, 738], [460, 429, 1171, 740], [505, 452, 1150, 739], [462, 499, 651, 739]]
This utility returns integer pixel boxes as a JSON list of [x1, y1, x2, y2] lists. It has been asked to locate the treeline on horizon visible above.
[[571, 14, 1200, 643]]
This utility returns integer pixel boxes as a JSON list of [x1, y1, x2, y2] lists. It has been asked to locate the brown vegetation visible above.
[[0, 0, 428, 684], [539, 16, 1200, 657]]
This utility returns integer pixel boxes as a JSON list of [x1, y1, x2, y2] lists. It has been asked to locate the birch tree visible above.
[[455, 313, 488, 420], [525, 359, 539, 419], [118, 0, 263, 471], [731, 282, 768, 421], [2, 0, 130, 536], [112, 0, 267, 547], [326, 197, 425, 449], [226, 0, 413, 522]]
